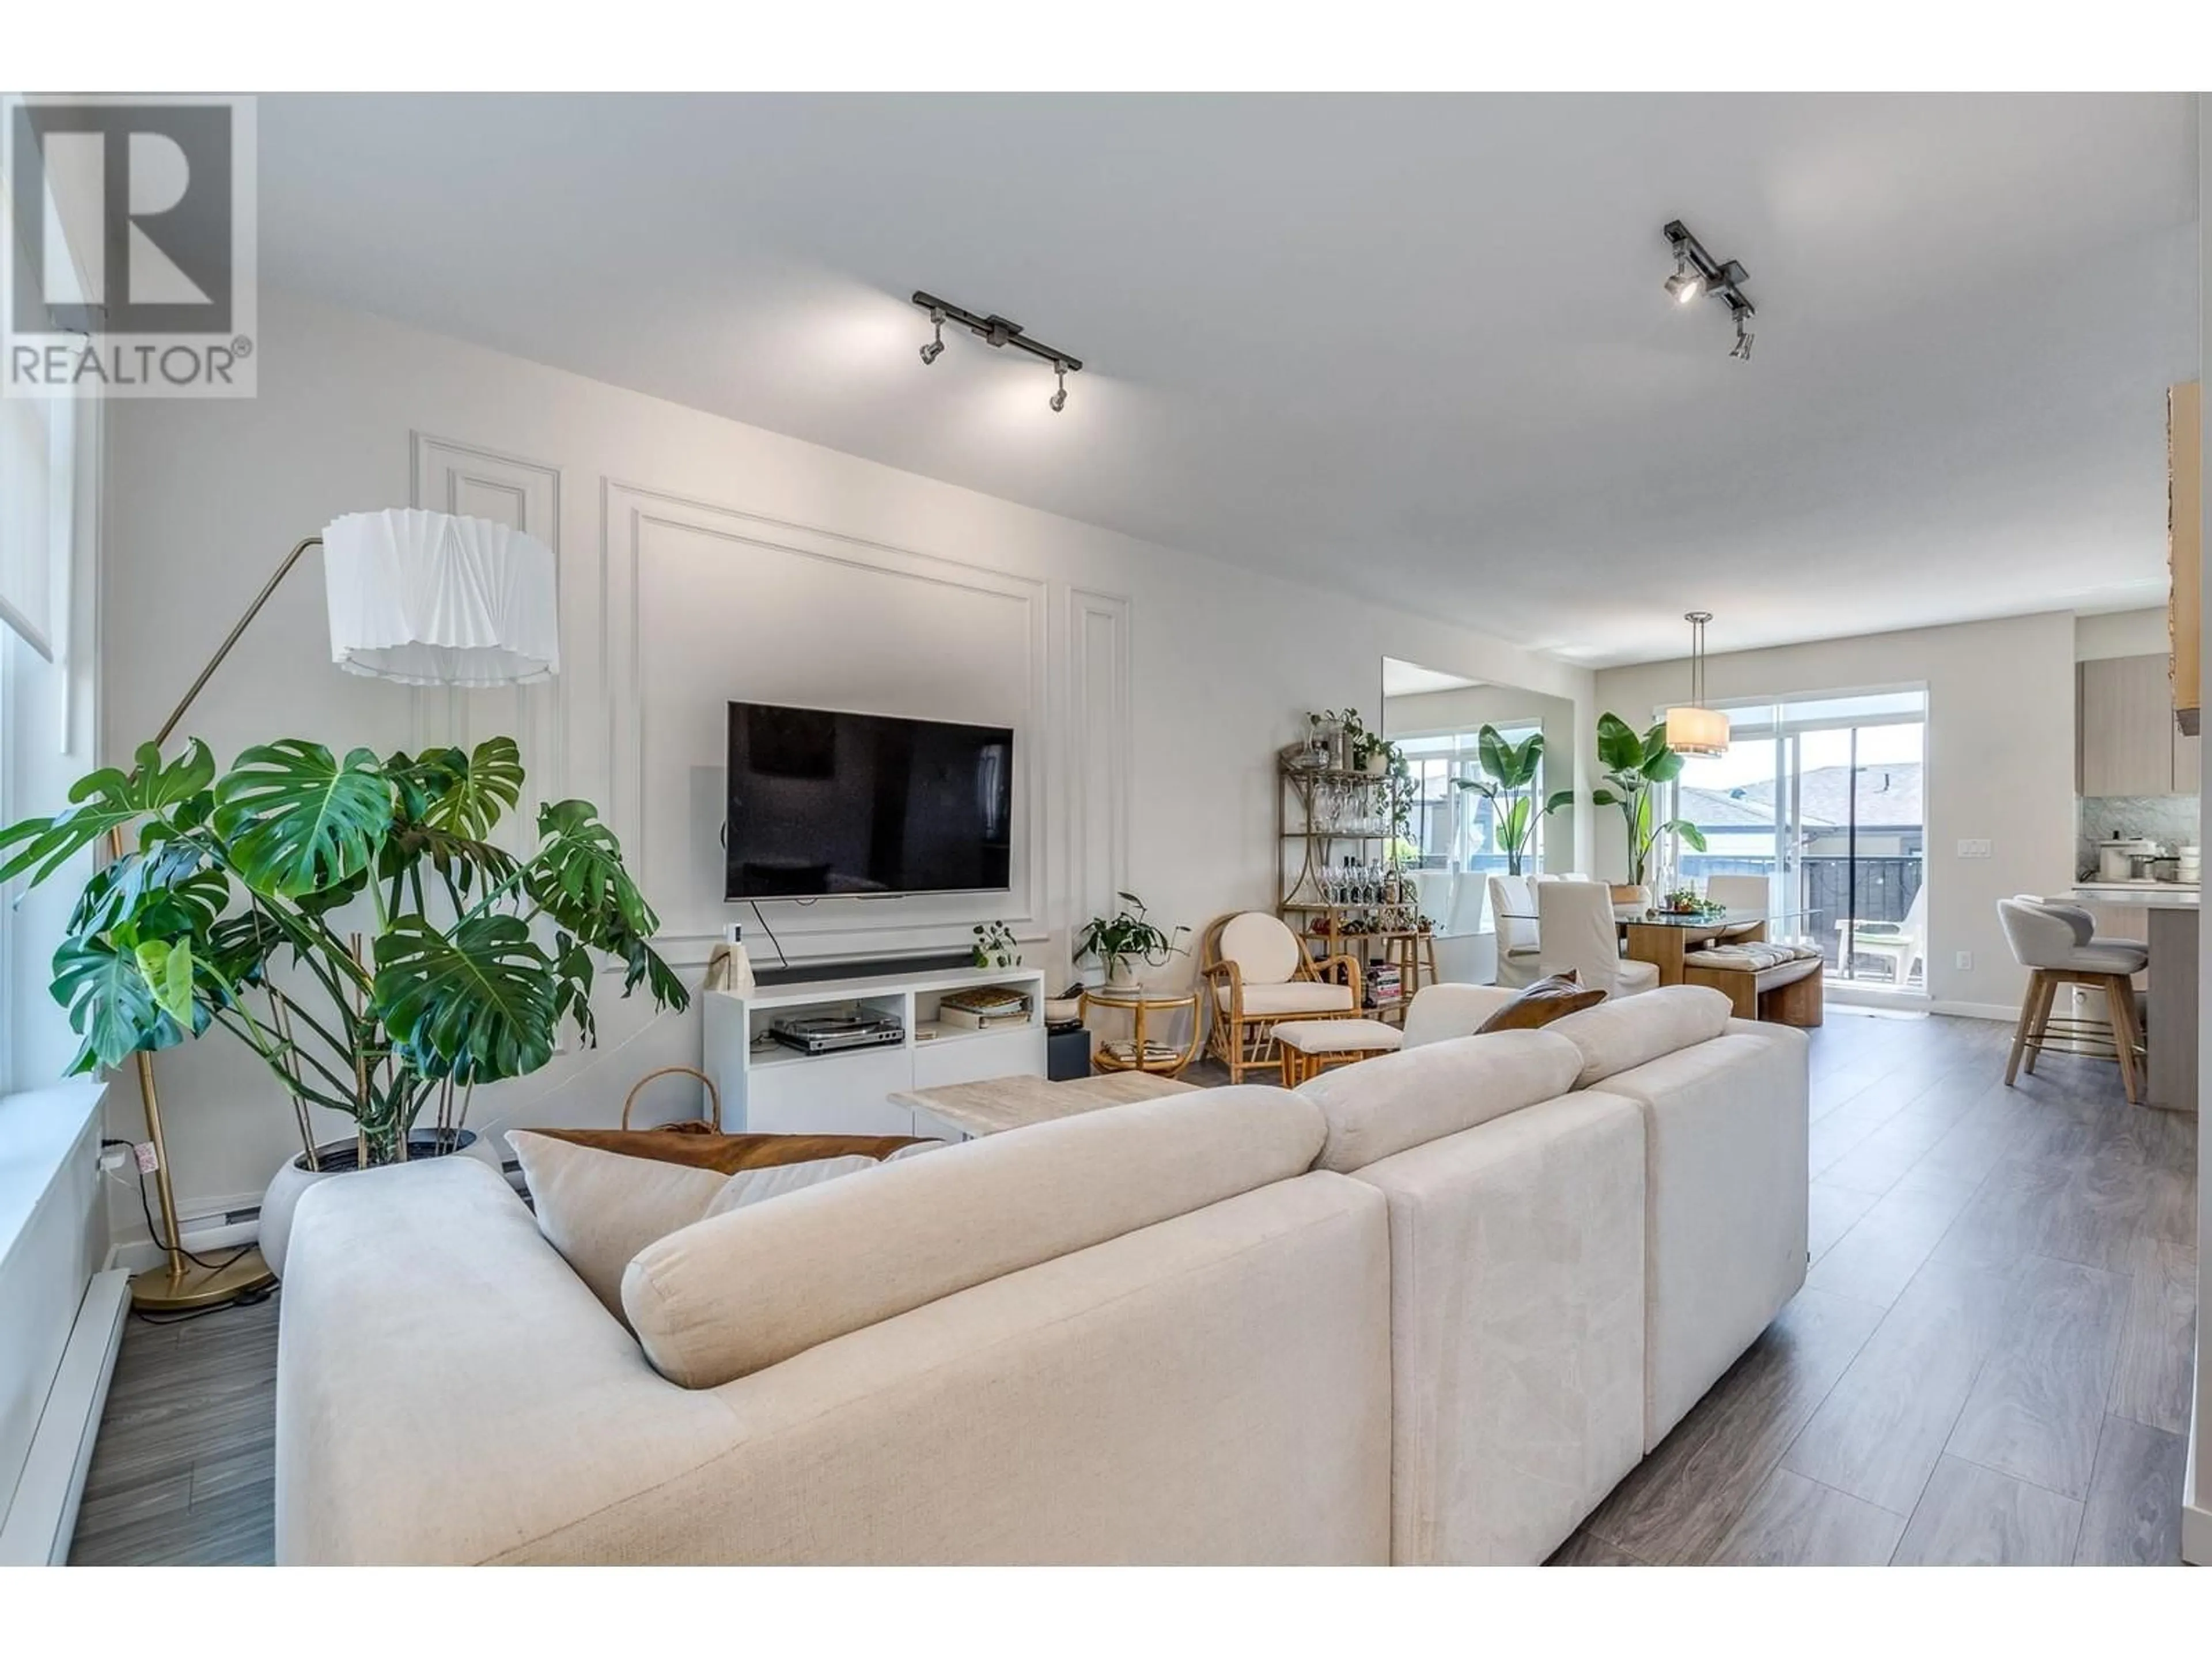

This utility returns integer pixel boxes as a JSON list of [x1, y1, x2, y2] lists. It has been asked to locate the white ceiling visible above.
[[256, 93, 2200, 668]]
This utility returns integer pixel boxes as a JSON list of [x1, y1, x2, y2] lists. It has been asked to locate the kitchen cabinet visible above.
[[2080, 653, 2178, 797]]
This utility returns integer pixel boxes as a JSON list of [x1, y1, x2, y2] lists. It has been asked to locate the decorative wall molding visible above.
[[1064, 588, 1132, 940], [408, 433, 565, 834], [598, 481, 1051, 963]]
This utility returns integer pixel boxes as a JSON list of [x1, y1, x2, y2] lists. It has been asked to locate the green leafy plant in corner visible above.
[[1073, 892, 1190, 981], [1452, 725, 1571, 877], [0, 736, 686, 1167], [1582, 713, 1708, 888]]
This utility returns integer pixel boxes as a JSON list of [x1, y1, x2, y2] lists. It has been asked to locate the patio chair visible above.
[[1835, 884, 1927, 986]]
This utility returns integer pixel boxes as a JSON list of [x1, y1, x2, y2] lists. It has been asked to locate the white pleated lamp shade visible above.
[[323, 509, 560, 687]]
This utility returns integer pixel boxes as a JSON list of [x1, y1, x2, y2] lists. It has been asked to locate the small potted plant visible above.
[[972, 921, 1022, 968], [1073, 891, 1190, 989]]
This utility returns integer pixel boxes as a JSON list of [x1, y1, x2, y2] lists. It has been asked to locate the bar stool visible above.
[[1996, 896, 2149, 1103]]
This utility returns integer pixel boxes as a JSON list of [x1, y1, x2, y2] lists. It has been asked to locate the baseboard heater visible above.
[[0, 1268, 129, 1566]]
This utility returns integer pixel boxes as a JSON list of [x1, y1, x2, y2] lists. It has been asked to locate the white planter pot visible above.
[[259, 1129, 502, 1278], [1362, 753, 1388, 778], [1104, 956, 1143, 991], [1077, 959, 1108, 990]]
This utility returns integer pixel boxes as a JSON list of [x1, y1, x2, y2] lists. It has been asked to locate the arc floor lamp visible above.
[[124, 507, 560, 1311]]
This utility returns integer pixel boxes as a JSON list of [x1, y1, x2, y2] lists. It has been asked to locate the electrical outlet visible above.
[[1955, 950, 1974, 972], [1956, 838, 1993, 858]]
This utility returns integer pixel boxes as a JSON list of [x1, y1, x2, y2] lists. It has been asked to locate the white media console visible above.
[[701, 964, 1050, 1137]]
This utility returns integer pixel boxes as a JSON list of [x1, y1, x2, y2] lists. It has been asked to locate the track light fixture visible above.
[[1661, 220, 1756, 361], [911, 290, 1084, 411]]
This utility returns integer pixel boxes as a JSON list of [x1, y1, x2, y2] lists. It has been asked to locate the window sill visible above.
[[0, 1082, 107, 1273]]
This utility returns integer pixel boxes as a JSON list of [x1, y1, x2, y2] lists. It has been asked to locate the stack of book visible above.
[[938, 985, 1034, 1030], [1364, 960, 1403, 1007]]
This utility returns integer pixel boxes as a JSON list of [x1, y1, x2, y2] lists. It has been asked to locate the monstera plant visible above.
[[0, 735, 686, 1167]]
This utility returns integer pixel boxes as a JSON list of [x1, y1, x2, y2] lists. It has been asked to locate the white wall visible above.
[[2074, 606, 2168, 661], [2188, 86, 2209, 1569], [1594, 610, 2079, 1015], [98, 287, 1594, 1236]]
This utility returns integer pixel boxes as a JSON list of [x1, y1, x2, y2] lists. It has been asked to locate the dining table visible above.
[[1495, 902, 1821, 987]]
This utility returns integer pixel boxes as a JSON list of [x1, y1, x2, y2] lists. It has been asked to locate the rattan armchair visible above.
[[1199, 912, 1363, 1084]]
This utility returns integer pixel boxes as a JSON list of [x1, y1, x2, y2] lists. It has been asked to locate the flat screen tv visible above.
[[725, 702, 1014, 899]]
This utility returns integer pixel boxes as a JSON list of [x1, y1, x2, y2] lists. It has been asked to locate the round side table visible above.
[[1080, 984, 1205, 1077]]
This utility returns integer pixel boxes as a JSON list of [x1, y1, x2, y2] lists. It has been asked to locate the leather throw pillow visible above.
[[1475, 970, 1606, 1033]]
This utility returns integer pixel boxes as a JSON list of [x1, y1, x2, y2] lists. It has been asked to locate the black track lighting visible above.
[[911, 290, 1084, 410], [1661, 220, 1757, 360]]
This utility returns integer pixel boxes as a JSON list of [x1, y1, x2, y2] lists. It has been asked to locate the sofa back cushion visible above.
[[510, 1131, 940, 1320], [622, 1086, 1327, 1388], [1399, 983, 1518, 1048], [1545, 984, 1733, 1088], [1296, 1029, 1583, 1172]]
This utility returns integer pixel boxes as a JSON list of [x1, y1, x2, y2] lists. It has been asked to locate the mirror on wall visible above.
[[1380, 657, 1581, 984]]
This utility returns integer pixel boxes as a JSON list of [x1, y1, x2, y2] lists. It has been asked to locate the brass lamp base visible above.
[[130, 1248, 278, 1313]]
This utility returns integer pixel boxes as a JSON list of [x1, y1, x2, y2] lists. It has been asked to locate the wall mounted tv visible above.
[[724, 702, 1014, 900]]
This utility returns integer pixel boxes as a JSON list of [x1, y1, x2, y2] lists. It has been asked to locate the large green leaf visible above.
[[372, 913, 557, 1084], [50, 931, 206, 1074], [395, 737, 523, 840], [1594, 713, 1646, 773], [525, 800, 688, 1014], [68, 839, 229, 938], [1476, 725, 1510, 787], [1662, 819, 1710, 853], [213, 740, 393, 898], [1543, 789, 1578, 816], [0, 739, 215, 888], [203, 910, 292, 988]]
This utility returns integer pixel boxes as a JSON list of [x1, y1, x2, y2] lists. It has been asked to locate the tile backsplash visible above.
[[2077, 794, 2201, 877]]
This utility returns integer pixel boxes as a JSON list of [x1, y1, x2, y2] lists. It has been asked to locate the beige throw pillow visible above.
[[509, 1132, 939, 1323]]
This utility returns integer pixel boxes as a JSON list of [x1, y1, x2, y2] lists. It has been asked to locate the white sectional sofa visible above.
[[274, 984, 1807, 1566]]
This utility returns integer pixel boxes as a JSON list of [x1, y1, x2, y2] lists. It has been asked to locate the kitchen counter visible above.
[[2071, 884, 2197, 1112], [2072, 881, 2199, 907]]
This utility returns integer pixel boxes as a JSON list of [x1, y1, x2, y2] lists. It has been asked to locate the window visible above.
[[1394, 725, 1547, 873], [1671, 690, 1929, 991]]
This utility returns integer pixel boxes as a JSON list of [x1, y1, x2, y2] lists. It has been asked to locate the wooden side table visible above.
[[1080, 986, 1205, 1076]]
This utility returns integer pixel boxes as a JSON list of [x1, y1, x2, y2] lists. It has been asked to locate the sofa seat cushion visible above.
[[623, 1086, 1328, 1388], [1297, 1029, 1583, 1173], [1214, 981, 1357, 1016], [1545, 984, 1733, 1089], [510, 1131, 938, 1320]]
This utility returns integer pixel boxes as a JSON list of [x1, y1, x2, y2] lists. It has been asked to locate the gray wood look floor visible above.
[[68, 1009, 2196, 1567], [1559, 1006, 2198, 1567]]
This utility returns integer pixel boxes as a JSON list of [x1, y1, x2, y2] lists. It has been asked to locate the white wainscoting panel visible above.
[[599, 482, 1049, 965], [1064, 588, 1132, 937], [408, 433, 565, 836]]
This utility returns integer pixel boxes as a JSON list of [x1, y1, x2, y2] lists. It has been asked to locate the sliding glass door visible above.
[[1673, 691, 1927, 991]]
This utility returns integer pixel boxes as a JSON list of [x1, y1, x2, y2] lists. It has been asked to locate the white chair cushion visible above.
[[1218, 911, 1304, 985], [1216, 981, 1358, 1016], [1615, 959, 1662, 996], [622, 1086, 1328, 1388], [1297, 1029, 1584, 1173], [1544, 984, 1733, 1089], [1275, 1019, 1404, 1056]]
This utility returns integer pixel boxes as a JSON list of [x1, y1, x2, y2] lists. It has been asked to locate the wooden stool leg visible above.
[[2022, 973, 2058, 1075], [2104, 976, 2143, 1105], [2006, 970, 2044, 1086]]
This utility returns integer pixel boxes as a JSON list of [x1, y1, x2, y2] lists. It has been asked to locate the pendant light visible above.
[[1664, 611, 1729, 757]]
